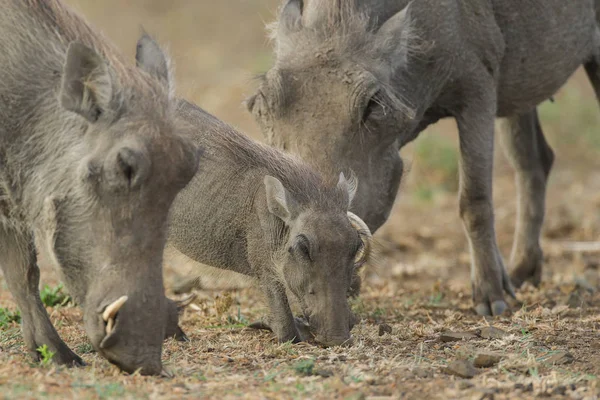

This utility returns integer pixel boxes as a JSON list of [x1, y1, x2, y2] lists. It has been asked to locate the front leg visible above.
[[455, 79, 515, 316], [0, 224, 83, 366], [258, 278, 303, 343]]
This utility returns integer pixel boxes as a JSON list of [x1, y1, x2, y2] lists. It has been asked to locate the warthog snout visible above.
[[295, 210, 372, 348], [84, 290, 167, 376]]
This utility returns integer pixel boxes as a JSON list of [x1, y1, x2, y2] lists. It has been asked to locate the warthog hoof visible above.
[[472, 255, 516, 317], [247, 316, 310, 343], [31, 344, 85, 367], [509, 250, 543, 289]]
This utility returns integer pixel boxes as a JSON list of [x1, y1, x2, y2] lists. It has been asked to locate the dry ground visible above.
[[1, 1, 600, 399]]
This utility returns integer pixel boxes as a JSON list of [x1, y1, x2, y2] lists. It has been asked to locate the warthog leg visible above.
[[456, 72, 515, 316], [500, 109, 554, 288], [258, 278, 303, 343], [584, 26, 600, 103], [0, 224, 83, 366]]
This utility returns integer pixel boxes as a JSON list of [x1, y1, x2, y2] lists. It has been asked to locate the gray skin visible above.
[[0, 1, 199, 375], [166, 95, 371, 347], [248, 0, 600, 316]]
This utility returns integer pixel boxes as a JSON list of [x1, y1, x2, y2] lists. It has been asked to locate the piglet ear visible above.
[[135, 33, 172, 93], [264, 175, 298, 225], [60, 42, 121, 123], [279, 0, 303, 33], [337, 172, 358, 209]]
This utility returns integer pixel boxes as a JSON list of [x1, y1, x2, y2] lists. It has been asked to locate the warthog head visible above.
[[41, 37, 199, 374], [248, 0, 415, 232], [264, 173, 372, 346]]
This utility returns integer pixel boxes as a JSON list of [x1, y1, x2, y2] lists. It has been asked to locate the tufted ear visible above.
[[135, 33, 172, 93], [278, 0, 303, 34], [337, 172, 358, 209], [264, 175, 299, 225], [375, 2, 414, 70], [60, 42, 121, 123]]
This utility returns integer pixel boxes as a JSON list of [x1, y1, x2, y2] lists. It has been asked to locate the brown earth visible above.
[[1, 1, 599, 399]]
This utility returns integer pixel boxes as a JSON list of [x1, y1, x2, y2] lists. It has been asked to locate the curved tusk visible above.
[[175, 293, 196, 310], [160, 368, 174, 378], [102, 295, 128, 322], [347, 212, 372, 266]]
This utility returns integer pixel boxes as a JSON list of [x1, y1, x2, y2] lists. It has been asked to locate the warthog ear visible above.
[[264, 175, 298, 224], [337, 172, 358, 209], [135, 33, 172, 92], [279, 0, 303, 33], [60, 42, 121, 123], [375, 2, 414, 69]]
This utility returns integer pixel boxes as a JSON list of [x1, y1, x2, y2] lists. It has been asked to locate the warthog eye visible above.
[[362, 91, 385, 123], [292, 234, 312, 262]]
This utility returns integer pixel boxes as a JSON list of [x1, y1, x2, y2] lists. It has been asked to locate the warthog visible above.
[[156, 42, 371, 345], [0, 1, 199, 374], [248, 0, 600, 316]]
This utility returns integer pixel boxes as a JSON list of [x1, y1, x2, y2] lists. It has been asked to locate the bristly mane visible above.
[[266, 0, 420, 119], [176, 99, 349, 210], [268, 0, 375, 64], [11, 0, 171, 100]]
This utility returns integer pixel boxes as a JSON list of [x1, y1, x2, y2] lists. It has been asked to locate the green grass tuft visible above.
[[40, 283, 71, 308], [0, 307, 21, 328]]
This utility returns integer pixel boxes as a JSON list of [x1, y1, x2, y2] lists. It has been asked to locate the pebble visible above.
[[378, 323, 392, 336], [440, 331, 478, 342], [478, 327, 508, 340], [411, 367, 433, 379], [443, 360, 477, 379], [544, 350, 574, 365], [473, 351, 503, 368]]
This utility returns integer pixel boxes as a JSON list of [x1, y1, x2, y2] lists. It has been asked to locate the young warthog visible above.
[[0, 1, 199, 374], [248, 0, 600, 316], [160, 65, 371, 345]]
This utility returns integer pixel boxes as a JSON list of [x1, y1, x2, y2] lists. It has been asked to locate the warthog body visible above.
[[166, 95, 371, 347], [249, 0, 600, 315], [0, 1, 199, 374]]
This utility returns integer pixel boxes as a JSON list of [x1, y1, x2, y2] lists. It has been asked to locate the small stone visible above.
[[378, 323, 392, 336], [440, 331, 478, 342], [544, 351, 574, 365], [315, 369, 334, 378], [514, 383, 534, 392], [479, 392, 495, 400], [567, 291, 585, 308], [411, 367, 432, 379], [443, 360, 478, 379], [473, 352, 503, 368], [551, 386, 567, 396], [478, 326, 508, 340], [457, 380, 474, 390]]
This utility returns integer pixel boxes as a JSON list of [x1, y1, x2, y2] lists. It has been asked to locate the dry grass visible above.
[[1, 1, 600, 399]]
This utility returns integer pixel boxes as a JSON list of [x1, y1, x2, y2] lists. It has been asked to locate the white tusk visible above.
[[347, 212, 372, 265], [106, 317, 114, 335], [176, 293, 197, 309], [160, 368, 174, 378], [102, 295, 128, 322]]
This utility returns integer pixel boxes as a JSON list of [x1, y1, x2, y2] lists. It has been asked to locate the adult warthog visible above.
[[0, 0, 199, 374], [248, 0, 600, 316]]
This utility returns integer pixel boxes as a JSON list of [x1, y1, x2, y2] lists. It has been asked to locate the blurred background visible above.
[[63, 0, 600, 290], [0, 2, 598, 396]]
